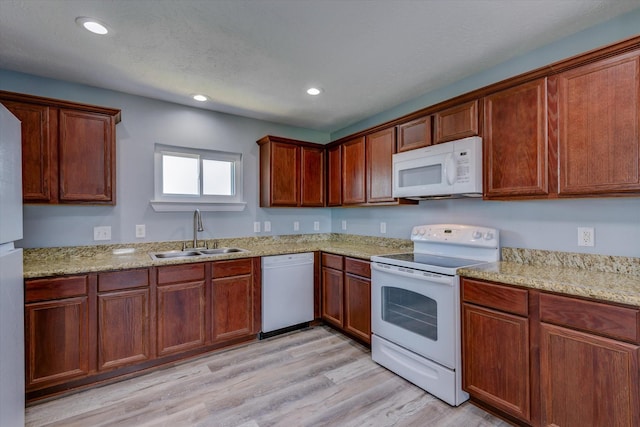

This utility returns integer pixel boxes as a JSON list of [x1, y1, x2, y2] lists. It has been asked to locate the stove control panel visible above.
[[411, 224, 499, 248]]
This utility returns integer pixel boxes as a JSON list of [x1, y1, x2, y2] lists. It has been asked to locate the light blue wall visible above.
[[0, 70, 332, 248]]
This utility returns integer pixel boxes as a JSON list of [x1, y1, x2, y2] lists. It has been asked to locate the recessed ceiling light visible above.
[[76, 17, 109, 35], [193, 94, 208, 102], [306, 87, 322, 96]]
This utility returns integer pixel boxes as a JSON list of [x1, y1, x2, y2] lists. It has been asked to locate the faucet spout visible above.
[[193, 209, 204, 249]]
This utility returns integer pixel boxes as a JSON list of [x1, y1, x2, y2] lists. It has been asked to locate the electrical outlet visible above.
[[264, 221, 271, 232], [253, 222, 261, 233], [293, 221, 299, 231], [380, 222, 387, 234], [578, 227, 595, 247], [135, 224, 146, 238], [341, 220, 347, 230], [314, 221, 320, 231], [93, 226, 111, 241]]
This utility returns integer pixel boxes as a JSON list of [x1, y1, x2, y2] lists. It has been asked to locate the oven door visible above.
[[371, 262, 457, 369]]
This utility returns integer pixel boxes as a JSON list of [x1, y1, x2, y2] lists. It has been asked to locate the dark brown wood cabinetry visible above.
[[461, 277, 640, 427], [555, 51, 640, 196], [327, 145, 342, 206], [97, 269, 150, 371], [0, 91, 120, 204], [211, 258, 260, 341], [257, 135, 325, 207], [484, 79, 548, 198], [397, 115, 432, 152], [25, 275, 91, 391], [461, 279, 531, 424], [434, 100, 479, 144], [366, 128, 396, 203], [321, 253, 371, 344], [341, 136, 367, 205], [25, 259, 261, 402]]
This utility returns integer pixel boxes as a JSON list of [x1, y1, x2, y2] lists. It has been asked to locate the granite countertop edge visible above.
[[458, 261, 640, 308]]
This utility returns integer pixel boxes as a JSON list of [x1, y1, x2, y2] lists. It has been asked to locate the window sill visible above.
[[150, 200, 247, 212]]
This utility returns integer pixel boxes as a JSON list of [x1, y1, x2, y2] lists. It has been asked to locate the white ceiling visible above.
[[1, 1, 639, 133]]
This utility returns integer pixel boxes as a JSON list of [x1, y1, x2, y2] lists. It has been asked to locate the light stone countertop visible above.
[[22, 233, 412, 279], [459, 248, 640, 308], [23, 235, 639, 308]]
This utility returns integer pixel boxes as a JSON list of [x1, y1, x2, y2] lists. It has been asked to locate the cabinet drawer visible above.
[[540, 293, 640, 343], [322, 253, 343, 270], [98, 268, 149, 292], [462, 279, 528, 316], [157, 263, 205, 285], [26, 275, 88, 303], [344, 257, 371, 278], [212, 258, 253, 279]]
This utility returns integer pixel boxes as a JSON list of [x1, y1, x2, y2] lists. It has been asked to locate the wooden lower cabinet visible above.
[[321, 253, 371, 344], [156, 263, 207, 356], [25, 259, 261, 401], [462, 304, 530, 423], [461, 277, 640, 427], [211, 258, 260, 341], [540, 324, 640, 427], [25, 296, 90, 389]]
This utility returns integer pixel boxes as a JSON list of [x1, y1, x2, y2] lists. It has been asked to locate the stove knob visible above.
[[418, 227, 426, 236], [484, 231, 494, 240], [472, 231, 482, 239], [412, 228, 419, 236]]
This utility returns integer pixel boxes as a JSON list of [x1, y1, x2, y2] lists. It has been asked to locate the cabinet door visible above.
[[58, 109, 115, 203], [268, 142, 300, 206], [97, 289, 150, 371], [2, 101, 56, 202], [344, 273, 371, 343], [484, 79, 548, 198], [366, 127, 396, 203], [212, 274, 254, 341], [25, 297, 90, 390], [156, 281, 206, 356], [327, 145, 342, 206], [540, 323, 640, 427], [557, 52, 640, 195], [341, 136, 366, 205], [321, 267, 344, 327], [397, 116, 432, 152], [462, 303, 531, 423], [301, 146, 325, 207], [435, 100, 479, 143]]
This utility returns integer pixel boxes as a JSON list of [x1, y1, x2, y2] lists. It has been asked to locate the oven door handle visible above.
[[371, 263, 453, 285]]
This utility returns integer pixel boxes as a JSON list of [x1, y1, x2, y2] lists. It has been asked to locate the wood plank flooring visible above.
[[26, 326, 511, 426]]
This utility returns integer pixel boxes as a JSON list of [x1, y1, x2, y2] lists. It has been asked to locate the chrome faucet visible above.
[[193, 209, 204, 249]]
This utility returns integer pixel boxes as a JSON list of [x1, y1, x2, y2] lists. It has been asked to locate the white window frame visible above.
[[150, 143, 246, 212]]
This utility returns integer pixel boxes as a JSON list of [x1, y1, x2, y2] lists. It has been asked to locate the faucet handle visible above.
[[182, 241, 187, 251]]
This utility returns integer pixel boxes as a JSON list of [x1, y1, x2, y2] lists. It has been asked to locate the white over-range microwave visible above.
[[392, 136, 483, 199]]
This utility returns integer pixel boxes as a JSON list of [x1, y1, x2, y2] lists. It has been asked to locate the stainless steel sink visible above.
[[149, 247, 247, 261], [199, 248, 246, 255]]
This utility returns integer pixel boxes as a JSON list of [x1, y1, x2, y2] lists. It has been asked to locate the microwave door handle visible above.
[[443, 153, 457, 185]]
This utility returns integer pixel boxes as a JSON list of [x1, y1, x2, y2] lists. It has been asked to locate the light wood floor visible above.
[[26, 326, 511, 426]]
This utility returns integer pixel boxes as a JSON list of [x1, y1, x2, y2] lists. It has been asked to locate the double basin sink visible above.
[[149, 247, 247, 261]]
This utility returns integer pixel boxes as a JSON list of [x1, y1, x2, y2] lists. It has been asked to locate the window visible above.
[[151, 144, 246, 211]]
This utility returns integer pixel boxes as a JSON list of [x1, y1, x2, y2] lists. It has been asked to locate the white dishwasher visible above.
[[261, 252, 314, 337]]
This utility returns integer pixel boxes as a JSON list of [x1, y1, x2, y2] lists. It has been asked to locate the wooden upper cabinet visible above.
[[341, 136, 367, 205], [556, 51, 640, 196], [397, 115, 432, 152], [327, 145, 342, 206], [257, 135, 325, 207], [2, 101, 56, 202], [484, 78, 549, 198], [434, 100, 479, 143], [0, 90, 120, 205], [366, 127, 396, 203], [59, 109, 115, 203], [301, 146, 325, 206]]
